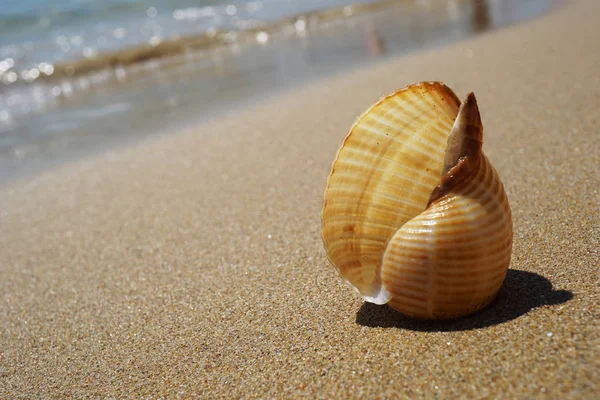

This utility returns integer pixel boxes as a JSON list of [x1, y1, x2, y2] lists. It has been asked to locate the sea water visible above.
[[0, 0, 386, 72], [0, 0, 554, 182]]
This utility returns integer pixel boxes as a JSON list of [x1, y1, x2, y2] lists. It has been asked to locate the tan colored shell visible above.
[[321, 82, 513, 319]]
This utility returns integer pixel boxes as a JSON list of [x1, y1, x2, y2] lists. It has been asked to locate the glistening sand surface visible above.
[[1, 0, 599, 398]]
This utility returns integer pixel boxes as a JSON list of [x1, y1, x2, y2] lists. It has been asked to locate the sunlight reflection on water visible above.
[[0, 0, 556, 183]]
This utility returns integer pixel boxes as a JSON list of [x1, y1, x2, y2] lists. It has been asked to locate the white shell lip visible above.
[[361, 285, 392, 305]]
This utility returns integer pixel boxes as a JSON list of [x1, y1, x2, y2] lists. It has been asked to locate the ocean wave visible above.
[[0, 0, 152, 42], [0, 0, 389, 84]]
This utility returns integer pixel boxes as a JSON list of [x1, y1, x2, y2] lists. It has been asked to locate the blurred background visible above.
[[0, 0, 554, 182]]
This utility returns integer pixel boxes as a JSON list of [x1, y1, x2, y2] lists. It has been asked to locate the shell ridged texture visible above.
[[322, 82, 461, 301], [383, 153, 512, 319], [321, 82, 513, 319]]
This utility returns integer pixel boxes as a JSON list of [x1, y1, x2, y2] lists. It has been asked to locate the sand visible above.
[[1, 0, 598, 398]]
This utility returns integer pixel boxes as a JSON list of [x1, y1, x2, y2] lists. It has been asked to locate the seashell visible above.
[[321, 82, 513, 319]]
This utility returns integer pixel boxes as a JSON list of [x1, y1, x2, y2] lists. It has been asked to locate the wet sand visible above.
[[0, 0, 598, 398]]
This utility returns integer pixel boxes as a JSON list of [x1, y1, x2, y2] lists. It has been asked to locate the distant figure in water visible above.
[[472, 0, 491, 32], [361, 21, 386, 57]]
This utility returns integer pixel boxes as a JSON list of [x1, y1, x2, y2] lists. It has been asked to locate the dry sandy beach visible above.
[[1, 0, 599, 398]]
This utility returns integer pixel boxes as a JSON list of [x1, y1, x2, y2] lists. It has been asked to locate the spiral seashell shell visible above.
[[321, 82, 513, 319]]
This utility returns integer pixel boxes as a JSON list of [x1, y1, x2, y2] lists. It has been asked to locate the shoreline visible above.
[[1, 0, 598, 398], [1, 0, 556, 186], [11, 0, 414, 81], [0, 0, 547, 83]]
